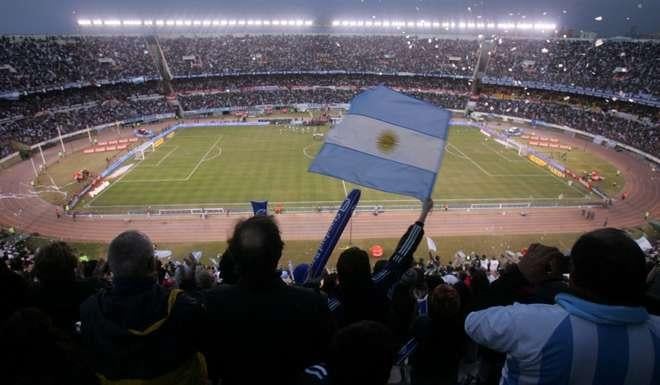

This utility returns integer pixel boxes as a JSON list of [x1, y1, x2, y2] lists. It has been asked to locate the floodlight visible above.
[[144, 20, 153, 26], [332, 20, 340, 27], [517, 23, 533, 30], [305, 20, 313, 26], [228, 20, 237, 26], [166, 20, 175, 26], [219, 20, 227, 26], [77, 19, 92, 26], [487, 22, 495, 29], [254, 20, 263, 26], [202, 20, 211, 26], [357, 20, 364, 27], [349, 21, 357, 27], [406, 21, 415, 28], [272, 20, 280, 25], [432, 21, 440, 28], [374, 21, 382, 27], [104, 20, 121, 26], [296, 20, 304, 26], [263, 20, 271, 25], [193, 20, 202, 26], [155, 20, 165, 26], [123, 20, 142, 26], [92, 19, 103, 26], [442, 22, 449, 28], [281, 20, 288, 26], [365, 21, 373, 27], [467, 22, 476, 29], [238, 20, 245, 26]]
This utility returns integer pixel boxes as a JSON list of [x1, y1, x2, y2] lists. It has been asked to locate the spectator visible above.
[[203, 216, 334, 385], [410, 284, 464, 385], [297, 321, 395, 385], [334, 247, 389, 327], [0, 308, 98, 385], [465, 229, 660, 384], [28, 241, 104, 335], [80, 231, 206, 385]]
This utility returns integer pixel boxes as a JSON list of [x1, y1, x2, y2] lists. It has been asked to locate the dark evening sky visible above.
[[1, 0, 657, 36]]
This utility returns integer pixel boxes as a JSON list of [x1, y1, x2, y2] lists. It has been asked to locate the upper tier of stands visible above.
[[1, 35, 658, 102]]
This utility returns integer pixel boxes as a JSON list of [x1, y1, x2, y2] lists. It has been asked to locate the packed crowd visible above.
[[1, 202, 659, 385], [474, 97, 660, 156], [0, 82, 172, 156], [2, 35, 658, 99], [487, 38, 659, 96], [0, 36, 158, 92]]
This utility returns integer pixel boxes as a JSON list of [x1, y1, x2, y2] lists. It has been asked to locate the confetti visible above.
[[510, 47, 517, 51], [594, 16, 603, 21], [563, 96, 570, 101], [594, 39, 604, 47], [541, 48, 549, 53]]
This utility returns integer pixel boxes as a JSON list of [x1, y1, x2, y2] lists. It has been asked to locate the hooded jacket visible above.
[[465, 293, 660, 385]]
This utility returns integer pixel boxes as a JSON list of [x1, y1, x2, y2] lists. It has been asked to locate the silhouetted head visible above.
[[337, 247, 372, 291], [328, 321, 394, 385], [33, 242, 77, 285], [570, 228, 647, 306], [227, 215, 284, 284], [107, 231, 155, 279]]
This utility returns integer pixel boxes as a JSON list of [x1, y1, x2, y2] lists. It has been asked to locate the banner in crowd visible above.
[[250, 201, 268, 216], [309, 86, 450, 201], [305, 189, 361, 282]]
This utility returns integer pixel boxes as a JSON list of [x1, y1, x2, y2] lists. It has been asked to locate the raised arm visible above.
[[372, 199, 433, 292]]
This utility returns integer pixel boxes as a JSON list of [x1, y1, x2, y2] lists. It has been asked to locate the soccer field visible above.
[[84, 125, 589, 210]]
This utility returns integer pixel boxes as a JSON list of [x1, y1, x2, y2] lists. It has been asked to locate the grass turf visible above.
[[82, 125, 591, 210]]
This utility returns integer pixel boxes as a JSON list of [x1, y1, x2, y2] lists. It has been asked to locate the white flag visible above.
[[426, 236, 437, 253]]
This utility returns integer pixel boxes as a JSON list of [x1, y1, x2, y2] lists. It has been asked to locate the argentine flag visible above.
[[309, 86, 450, 201]]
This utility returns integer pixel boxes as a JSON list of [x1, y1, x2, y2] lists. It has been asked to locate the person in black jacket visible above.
[[203, 215, 334, 385], [28, 241, 105, 336], [80, 230, 206, 385], [329, 199, 433, 327]]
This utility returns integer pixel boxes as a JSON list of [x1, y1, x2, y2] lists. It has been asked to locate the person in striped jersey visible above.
[[465, 228, 660, 385]]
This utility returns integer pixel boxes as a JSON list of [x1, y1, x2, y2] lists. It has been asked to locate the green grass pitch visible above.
[[84, 125, 589, 210]]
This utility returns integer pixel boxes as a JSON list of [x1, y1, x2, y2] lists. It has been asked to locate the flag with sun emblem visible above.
[[309, 86, 450, 200]]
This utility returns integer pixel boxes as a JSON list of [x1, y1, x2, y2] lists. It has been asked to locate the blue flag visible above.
[[250, 200, 268, 216], [309, 86, 450, 200]]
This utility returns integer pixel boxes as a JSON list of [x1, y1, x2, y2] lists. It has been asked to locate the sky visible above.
[[1, 0, 658, 37]]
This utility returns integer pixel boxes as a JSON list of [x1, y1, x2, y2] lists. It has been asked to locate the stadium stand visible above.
[[1, 35, 658, 160], [1, 209, 659, 384]]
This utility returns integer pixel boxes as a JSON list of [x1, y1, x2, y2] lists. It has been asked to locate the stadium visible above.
[[1, 2, 659, 385]]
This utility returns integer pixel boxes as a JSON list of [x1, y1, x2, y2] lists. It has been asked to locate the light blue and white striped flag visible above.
[[309, 86, 451, 200]]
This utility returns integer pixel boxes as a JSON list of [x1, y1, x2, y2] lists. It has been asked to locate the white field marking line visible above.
[[182, 135, 223, 180], [302, 144, 315, 160], [202, 145, 223, 162], [155, 146, 179, 167], [341, 180, 348, 197], [481, 142, 519, 162], [85, 156, 146, 207], [117, 136, 223, 183], [87, 196, 591, 208], [446, 143, 493, 176], [448, 143, 551, 177]]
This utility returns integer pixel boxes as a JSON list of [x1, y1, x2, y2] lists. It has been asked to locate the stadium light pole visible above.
[[56, 125, 66, 154], [38, 144, 46, 167], [30, 157, 39, 178]]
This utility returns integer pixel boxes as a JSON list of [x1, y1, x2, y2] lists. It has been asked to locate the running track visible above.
[[1, 121, 658, 243]]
